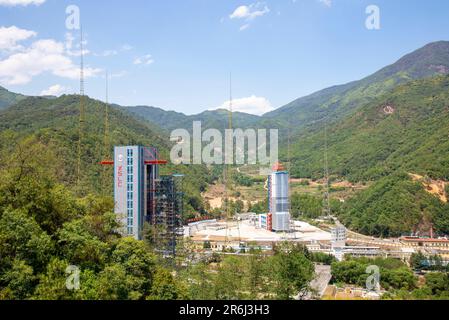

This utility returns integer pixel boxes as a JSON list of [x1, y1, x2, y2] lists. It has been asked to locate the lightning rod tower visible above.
[[323, 119, 331, 218], [76, 27, 86, 188], [101, 71, 111, 194]]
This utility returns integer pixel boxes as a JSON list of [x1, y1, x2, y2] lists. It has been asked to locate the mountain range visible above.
[[1, 40, 449, 237]]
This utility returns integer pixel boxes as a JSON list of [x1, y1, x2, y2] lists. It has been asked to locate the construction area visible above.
[[102, 146, 184, 257]]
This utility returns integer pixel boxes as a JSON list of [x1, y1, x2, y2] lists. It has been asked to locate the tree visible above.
[[0, 209, 54, 274], [0, 137, 79, 234], [213, 256, 246, 299], [33, 258, 75, 300], [57, 218, 108, 270], [0, 259, 36, 300], [147, 268, 186, 300], [110, 237, 156, 296], [270, 243, 315, 300], [245, 253, 269, 299], [424, 273, 449, 297], [95, 264, 142, 300], [410, 252, 427, 270], [182, 262, 215, 300]]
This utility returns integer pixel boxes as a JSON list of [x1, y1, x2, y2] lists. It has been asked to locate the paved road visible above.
[[298, 264, 332, 300]]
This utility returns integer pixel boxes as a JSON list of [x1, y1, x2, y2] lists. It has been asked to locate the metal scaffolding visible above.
[[150, 175, 184, 257]]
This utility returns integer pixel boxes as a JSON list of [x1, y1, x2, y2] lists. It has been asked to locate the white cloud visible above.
[[94, 49, 118, 57], [0, 38, 101, 85], [0, 0, 45, 6], [0, 26, 36, 51], [214, 95, 273, 116], [318, 0, 332, 7], [133, 54, 154, 65], [110, 71, 127, 78], [229, 2, 269, 31], [40, 84, 67, 96], [230, 3, 270, 20], [240, 24, 250, 31], [121, 44, 133, 51]]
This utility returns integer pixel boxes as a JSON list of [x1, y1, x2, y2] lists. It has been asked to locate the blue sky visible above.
[[0, 0, 449, 115]]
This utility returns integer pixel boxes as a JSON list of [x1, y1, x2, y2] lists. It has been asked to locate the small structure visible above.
[[331, 223, 347, 248], [400, 236, 449, 249]]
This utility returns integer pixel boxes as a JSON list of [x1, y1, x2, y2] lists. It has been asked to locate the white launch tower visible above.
[[268, 162, 291, 232]]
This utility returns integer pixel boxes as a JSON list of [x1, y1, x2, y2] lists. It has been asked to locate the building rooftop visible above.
[[400, 237, 449, 243]]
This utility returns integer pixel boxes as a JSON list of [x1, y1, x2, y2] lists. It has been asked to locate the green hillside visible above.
[[265, 41, 449, 133], [339, 172, 449, 238], [0, 95, 211, 216], [289, 75, 449, 182], [125, 106, 261, 133], [290, 75, 449, 237], [0, 86, 26, 110]]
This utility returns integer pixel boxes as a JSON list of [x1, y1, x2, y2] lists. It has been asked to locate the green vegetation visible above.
[[289, 75, 449, 182], [410, 252, 449, 272], [329, 256, 449, 300], [285, 74, 449, 237], [0, 86, 25, 110], [309, 252, 337, 265], [331, 257, 416, 291], [126, 106, 261, 134], [291, 193, 322, 218], [114, 43, 449, 238], [181, 243, 315, 300], [0, 138, 186, 300], [248, 199, 268, 214], [339, 172, 449, 237], [290, 193, 342, 219], [232, 171, 254, 187], [0, 95, 211, 217], [385, 273, 449, 300], [0, 109, 316, 300]]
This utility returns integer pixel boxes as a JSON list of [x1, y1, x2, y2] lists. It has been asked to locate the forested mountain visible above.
[[289, 75, 449, 181], [124, 43, 449, 135], [264, 41, 449, 132], [287, 74, 449, 237], [1, 41, 449, 238], [124, 105, 261, 133], [0, 95, 212, 216], [0, 86, 25, 110]]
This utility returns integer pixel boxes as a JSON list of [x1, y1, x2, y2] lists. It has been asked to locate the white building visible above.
[[331, 224, 347, 248]]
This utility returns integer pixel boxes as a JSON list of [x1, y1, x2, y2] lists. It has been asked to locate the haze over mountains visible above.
[[1, 40, 449, 237]]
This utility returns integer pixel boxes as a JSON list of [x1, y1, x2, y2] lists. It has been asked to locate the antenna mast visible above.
[[101, 71, 111, 194], [224, 73, 237, 246], [323, 119, 331, 218], [103, 70, 110, 160], [76, 27, 86, 187]]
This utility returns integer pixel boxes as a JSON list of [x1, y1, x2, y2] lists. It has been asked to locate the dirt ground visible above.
[[409, 173, 447, 203]]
